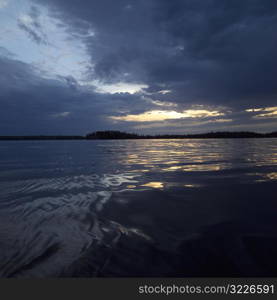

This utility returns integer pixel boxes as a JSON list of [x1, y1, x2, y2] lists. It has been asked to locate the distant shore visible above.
[[0, 130, 276, 140]]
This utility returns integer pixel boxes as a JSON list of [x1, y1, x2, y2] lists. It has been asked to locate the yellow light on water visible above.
[[141, 182, 164, 188]]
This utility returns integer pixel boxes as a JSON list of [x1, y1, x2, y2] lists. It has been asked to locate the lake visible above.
[[0, 139, 277, 277]]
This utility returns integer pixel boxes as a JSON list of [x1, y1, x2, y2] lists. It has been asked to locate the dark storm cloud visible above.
[[1, 0, 277, 134], [34, 0, 277, 111], [0, 55, 154, 134], [156, 0, 277, 107], [0, 56, 78, 134], [0, 47, 15, 59]]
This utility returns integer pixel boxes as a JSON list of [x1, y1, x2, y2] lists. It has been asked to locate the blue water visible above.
[[0, 139, 277, 277]]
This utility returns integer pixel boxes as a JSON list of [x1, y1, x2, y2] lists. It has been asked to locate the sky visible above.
[[0, 0, 277, 135]]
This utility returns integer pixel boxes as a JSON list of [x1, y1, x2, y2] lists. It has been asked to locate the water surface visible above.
[[0, 139, 277, 277]]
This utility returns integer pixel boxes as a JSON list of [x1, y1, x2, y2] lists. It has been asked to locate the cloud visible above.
[[110, 108, 225, 122], [255, 111, 277, 119], [0, 46, 15, 58], [135, 118, 232, 129], [1, 0, 277, 134], [148, 99, 177, 107], [246, 106, 277, 119], [94, 82, 148, 94], [0, 55, 156, 134], [157, 90, 171, 95], [32, 0, 277, 106], [17, 7, 48, 45], [0, 0, 8, 9], [245, 108, 265, 112], [51, 111, 71, 118]]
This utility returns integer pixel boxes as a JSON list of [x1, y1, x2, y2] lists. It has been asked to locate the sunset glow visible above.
[[111, 109, 225, 122]]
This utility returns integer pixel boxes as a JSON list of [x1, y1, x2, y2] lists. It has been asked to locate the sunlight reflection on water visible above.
[[141, 182, 164, 189], [0, 138, 276, 277]]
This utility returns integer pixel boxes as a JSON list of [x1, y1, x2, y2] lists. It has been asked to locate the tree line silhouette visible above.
[[0, 130, 276, 140], [86, 130, 277, 139]]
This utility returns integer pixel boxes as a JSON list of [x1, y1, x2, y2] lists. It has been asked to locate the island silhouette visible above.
[[0, 130, 276, 140]]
